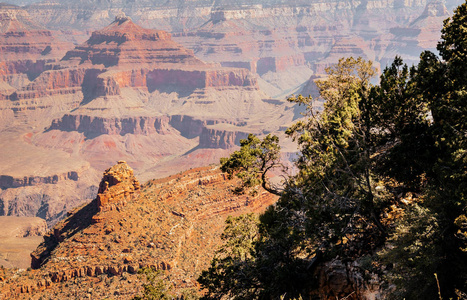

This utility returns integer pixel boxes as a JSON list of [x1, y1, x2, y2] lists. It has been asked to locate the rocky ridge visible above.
[[0, 161, 278, 299]]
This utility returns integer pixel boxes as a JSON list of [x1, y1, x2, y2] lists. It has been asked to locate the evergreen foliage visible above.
[[199, 2, 467, 299], [133, 267, 173, 300], [220, 134, 282, 196], [133, 267, 199, 300], [198, 214, 261, 299]]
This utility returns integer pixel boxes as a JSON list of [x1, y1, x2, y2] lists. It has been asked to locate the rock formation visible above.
[[16, 0, 461, 98], [0, 162, 277, 299], [0, 0, 458, 251], [62, 14, 201, 67], [95, 160, 140, 211]]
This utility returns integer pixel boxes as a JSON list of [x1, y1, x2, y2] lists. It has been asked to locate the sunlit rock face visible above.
[[0, 164, 278, 299]]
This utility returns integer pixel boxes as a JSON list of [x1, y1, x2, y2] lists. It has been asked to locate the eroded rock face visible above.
[[4, 164, 278, 299], [49, 114, 171, 138], [0, 4, 62, 60], [62, 16, 201, 67], [96, 161, 140, 211], [1, 0, 455, 236], [199, 127, 249, 149], [0, 4, 72, 85]]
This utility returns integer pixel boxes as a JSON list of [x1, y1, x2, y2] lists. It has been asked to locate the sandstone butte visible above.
[[0, 161, 278, 299], [0, 10, 296, 226]]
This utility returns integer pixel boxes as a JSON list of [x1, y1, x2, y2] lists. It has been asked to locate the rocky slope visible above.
[[0, 161, 278, 299]]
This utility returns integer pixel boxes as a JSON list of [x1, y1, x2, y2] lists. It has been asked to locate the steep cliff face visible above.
[[0, 5, 79, 128], [8, 68, 86, 101], [0, 172, 79, 189], [0, 162, 277, 299], [48, 114, 171, 138], [199, 126, 250, 149]]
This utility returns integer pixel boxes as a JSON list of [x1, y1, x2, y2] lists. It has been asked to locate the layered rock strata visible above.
[[95, 161, 140, 211], [0, 163, 277, 299]]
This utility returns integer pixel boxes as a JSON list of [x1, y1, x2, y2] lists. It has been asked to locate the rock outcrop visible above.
[[48, 114, 171, 137], [95, 161, 140, 211], [0, 163, 278, 299], [199, 126, 249, 149]]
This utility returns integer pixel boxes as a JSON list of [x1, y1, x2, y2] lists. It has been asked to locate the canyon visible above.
[[0, 0, 458, 227], [0, 8, 294, 227], [0, 0, 461, 298]]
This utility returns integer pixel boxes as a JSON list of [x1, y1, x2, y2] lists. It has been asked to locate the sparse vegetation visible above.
[[133, 267, 200, 300]]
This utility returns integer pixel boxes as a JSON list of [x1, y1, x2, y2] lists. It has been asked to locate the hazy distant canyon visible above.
[[0, 0, 462, 226]]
